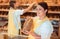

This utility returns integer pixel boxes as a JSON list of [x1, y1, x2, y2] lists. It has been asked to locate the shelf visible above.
[[3, 27, 8, 31], [0, 21, 8, 26], [53, 25, 59, 28], [0, 9, 9, 11], [28, 10, 37, 13], [0, 15, 8, 18], [49, 18, 59, 21], [19, 4, 60, 6], [48, 11, 60, 14], [28, 10, 60, 14], [0, 3, 9, 5], [48, 4, 60, 6], [20, 4, 30, 6], [0, 9, 60, 14]]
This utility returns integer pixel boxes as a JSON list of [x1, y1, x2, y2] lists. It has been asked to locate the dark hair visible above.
[[38, 2, 48, 15], [10, 1, 16, 8]]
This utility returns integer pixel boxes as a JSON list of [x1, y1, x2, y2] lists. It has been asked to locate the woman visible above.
[[24, 2, 53, 39], [8, 1, 35, 38]]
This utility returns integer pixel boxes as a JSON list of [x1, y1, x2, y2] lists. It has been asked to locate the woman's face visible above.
[[35, 5, 47, 17]]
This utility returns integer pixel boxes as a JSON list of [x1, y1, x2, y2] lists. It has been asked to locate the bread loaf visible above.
[[23, 16, 33, 34]]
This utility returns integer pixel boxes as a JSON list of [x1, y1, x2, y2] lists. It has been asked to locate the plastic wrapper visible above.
[[22, 16, 33, 34]]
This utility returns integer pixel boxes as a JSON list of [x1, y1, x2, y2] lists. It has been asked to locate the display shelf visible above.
[[28, 11, 60, 14], [0, 15, 8, 18], [0, 9, 9, 11], [0, 3, 9, 5], [0, 21, 8, 26], [0, 0, 9, 34], [49, 18, 60, 21], [48, 11, 60, 14]]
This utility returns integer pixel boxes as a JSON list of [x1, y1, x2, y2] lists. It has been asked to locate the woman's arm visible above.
[[22, 30, 41, 39], [30, 31, 41, 39], [23, 2, 36, 13]]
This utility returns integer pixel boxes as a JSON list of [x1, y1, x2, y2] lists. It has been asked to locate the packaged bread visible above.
[[22, 16, 33, 34]]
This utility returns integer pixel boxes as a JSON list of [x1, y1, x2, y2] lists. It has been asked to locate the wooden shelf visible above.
[[28, 10, 60, 14], [20, 4, 30, 6], [0, 15, 8, 18], [19, 4, 60, 6], [0, 9, 60, 14], [0, 21, 8, 26], [3, 27, 8, 31], [49, 18, 59, 20], [0, 1, 9, 34], [0, 3, 9, 5], [0, 9, 9, 11], [48, 4, 60, 6], [28, 10, 37, 13], [48, 11, 60, 14], [53, 25, 59, 28]]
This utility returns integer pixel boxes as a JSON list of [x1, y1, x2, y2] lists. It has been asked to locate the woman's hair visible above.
[[38, 2, 48, 15], [9, 1, 16, 8]]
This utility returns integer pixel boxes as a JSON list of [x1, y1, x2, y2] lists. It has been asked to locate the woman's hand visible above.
[[23, 2, 37, 13], [30, 31, 41, 39], [21, 29, 30, 35], [23, 30, 29, 34]]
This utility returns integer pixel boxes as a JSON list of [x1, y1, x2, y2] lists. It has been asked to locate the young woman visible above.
[[23, 2, 53, 39]]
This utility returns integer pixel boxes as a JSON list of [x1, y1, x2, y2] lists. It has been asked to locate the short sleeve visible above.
[[14, 10, 24, 16]]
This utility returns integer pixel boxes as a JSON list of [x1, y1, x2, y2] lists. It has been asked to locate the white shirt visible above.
[[8, 9, 24, 36], [13, 9, 24, 30], [34, 20, 53, 39]]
